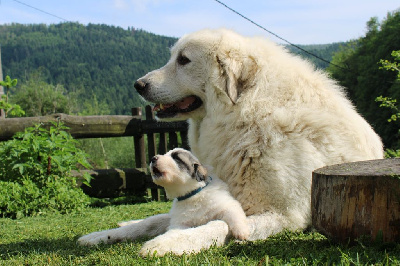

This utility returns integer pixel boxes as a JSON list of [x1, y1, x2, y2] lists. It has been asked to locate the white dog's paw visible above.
[[77, 230, 114, 246], [138, 229, 199, 257], [230, 224, 250, 241], [139, 238, 176, 257]]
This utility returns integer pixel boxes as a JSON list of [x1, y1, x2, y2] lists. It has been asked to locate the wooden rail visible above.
[[0, 108, 188, 141], [0, 106, 189, 201]]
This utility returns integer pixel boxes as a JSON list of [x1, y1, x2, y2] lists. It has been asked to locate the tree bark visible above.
[[312, 158, 400, 243]]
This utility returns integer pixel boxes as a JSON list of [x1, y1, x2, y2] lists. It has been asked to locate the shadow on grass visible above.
[[1, 231, 398, 264], [0, 236, 123, 260], [222, 231, 400, 264]]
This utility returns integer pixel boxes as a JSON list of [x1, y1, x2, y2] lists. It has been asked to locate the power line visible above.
[[12, 0, 69, 22], [213, 0, 349, 70]]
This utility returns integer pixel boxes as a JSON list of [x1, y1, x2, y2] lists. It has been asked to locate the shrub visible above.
[[376, 50, 400, 156], [0, 122, 92, 218]]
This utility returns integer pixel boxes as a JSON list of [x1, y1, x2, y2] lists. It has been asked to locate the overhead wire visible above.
[[12, 0, 69, 22], [213, 0, 349, 70]]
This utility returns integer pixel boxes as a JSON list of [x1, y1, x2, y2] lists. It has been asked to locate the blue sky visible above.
[[1, 0, 399, 44]]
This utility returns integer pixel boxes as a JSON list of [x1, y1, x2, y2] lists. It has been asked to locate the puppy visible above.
[[78, 148, 249, 256], [149, 148, 249, 241]]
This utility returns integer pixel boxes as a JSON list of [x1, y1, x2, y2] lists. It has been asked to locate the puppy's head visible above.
[[150, 148, 208, 189]]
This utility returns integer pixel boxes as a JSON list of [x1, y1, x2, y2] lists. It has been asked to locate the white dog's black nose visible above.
[[134, 80, 149, 95], [151, 156, 158, 164]]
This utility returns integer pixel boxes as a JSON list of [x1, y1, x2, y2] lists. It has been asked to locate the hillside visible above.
[[286, 43, 346, 69], [0, 23, 340, 115], [0, 23, 177, 115]]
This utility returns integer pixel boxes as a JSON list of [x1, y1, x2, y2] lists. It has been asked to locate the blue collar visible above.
[[176, 177, 212, 201]]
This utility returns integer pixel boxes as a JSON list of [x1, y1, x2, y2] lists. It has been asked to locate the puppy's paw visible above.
[[77, 231, 114, 246]]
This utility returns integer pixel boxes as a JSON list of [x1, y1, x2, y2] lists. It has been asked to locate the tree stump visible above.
[[312, 158, 400, 243]]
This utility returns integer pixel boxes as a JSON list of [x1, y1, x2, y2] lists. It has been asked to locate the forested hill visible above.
[[0, 23, 177, 115], [0, 22, 340, 115], [286, 43, 345, 69]]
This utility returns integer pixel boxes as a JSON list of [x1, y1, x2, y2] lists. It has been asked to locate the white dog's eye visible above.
[[177, 54, 191, 66]]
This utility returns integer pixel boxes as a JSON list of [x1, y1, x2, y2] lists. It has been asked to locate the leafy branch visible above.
[[379, 50, 400, 79], [0, 75, 25, 117], [375, 50, 400, 157], [376, 50, 400, 122]]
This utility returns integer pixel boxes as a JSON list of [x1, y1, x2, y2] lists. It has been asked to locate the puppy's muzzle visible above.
[[150, 156, 162, 178]]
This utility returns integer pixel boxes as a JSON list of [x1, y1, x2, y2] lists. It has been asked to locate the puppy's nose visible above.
[[134, 79, 149, 94], [150, 156, 158, 164]]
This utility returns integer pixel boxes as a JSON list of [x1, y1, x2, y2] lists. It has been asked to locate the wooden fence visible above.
[[0, 106, 189, 201]]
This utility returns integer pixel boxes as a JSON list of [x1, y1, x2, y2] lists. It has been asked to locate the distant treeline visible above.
[[286, 43, 345, 69], [0, 23, 177, 115]]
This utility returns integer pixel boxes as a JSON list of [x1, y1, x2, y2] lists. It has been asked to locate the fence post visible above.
[[159, 133, 167, 154], [180, 129, 190, 150], [145, 105, 159, 201], [132, 107, 146, 169], [168, 131, 178, 150], [158, 133, 168, 201]]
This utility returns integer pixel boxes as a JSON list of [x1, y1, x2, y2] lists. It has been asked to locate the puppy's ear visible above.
[[216, 53, 258, 104], [193, 163, 208, 182]]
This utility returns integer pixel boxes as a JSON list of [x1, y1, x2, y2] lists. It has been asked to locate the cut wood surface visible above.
[[312, 158, 400, 243]]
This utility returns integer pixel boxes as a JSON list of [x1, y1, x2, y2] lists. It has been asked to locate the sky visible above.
[[0, 0, 399, 45]]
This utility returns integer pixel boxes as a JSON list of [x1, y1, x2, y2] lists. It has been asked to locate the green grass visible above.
[[1, 202, 399, 265], [78, 137, 136, 169]]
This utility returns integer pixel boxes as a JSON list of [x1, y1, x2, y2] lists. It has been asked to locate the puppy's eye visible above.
[[177, 54, 191, 66]]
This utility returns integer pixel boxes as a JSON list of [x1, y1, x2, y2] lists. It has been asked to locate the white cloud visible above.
[[128, 0, 175, 13], [114, 0, 129, 10]]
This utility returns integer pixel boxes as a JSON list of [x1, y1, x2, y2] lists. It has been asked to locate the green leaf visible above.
[[12, 164, 25, 175], [82, 172, 92, 187]]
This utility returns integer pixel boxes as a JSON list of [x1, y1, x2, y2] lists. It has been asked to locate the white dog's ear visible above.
[[193, 163, 208, 182], [216, 53, 258, 104]]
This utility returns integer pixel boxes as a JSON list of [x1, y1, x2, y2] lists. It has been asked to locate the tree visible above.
[[327, 10, 400, 148], [79, 94, 111, 116], [375, 50, 400, 156], [10, 69, 78, 116]]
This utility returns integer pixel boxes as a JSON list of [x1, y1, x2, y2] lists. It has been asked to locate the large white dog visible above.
[[79, 29, 384, 255]]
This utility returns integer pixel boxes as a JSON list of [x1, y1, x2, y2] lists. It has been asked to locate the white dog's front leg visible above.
[[139, 220, 230, 256], [78, 213, 170, 246], [247, 212, 293, 241]]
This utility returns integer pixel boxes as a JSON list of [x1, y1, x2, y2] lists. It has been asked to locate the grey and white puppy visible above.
[[148, 148, 249, 239], [78, 148, 249, 256]]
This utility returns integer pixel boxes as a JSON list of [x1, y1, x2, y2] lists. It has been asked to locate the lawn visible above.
[[0, 201, 399, 265]]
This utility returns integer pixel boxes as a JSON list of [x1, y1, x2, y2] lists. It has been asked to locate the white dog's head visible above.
[[150, 148, 209, 199], [134, 28, 260, 121]]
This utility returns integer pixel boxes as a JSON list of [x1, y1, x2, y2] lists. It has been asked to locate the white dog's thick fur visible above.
[[79, 29, 384, 255]]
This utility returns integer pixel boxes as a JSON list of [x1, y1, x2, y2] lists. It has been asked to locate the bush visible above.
[[0, 122, 92, 218]]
